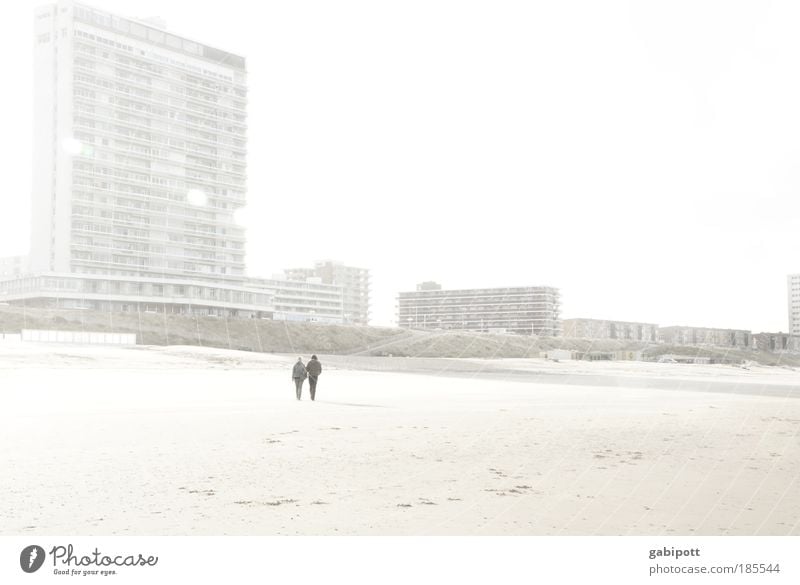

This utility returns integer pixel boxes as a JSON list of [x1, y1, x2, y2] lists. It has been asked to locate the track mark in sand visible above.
[[762, 416, 800, 423], [278, 430, 300, 435], [235, 499, 298, 507], [187, 489, 216, 496], [263, 438, 282, 444], [418, 498, 437, 505], [593, 450, 644, 465], [485, 485, 537, 497], [397, 503, 412, 508], [447, 497, 462, 501], [311, 500, 329, 505]]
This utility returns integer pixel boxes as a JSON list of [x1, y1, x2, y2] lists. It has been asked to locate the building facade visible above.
[[789, 274, 800, 336], [285, 260, 370, 325], [397, 283, 561, 336], [562, 318, 658, 342], [659, 326, 752, 349], [0, 2, 271, 317], [245, 277, 344, 323], [0, 272, 272, 317], [753, 332, 800, 353]]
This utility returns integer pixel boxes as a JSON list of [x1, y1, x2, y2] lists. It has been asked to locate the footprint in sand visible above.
[[188, 489, 216, 496], [234, 498, 297, 507], [265, 499, 298, 506]]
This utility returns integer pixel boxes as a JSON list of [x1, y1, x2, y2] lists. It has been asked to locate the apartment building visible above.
[[789, 274, 800, 336], [285, 260, 370, 325], [659, 326, 752, 348], [397, 283, 561, 336], [0, 272, 272, 317], [562, 318, 658, 342], [0, 2, 272, 317], [245, 277, 344, 324], [753, 332, 800, 353]]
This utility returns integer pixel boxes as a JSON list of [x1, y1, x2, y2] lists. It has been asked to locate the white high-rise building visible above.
[[789, 274, 800, 335], [0, 1, 273, 317]]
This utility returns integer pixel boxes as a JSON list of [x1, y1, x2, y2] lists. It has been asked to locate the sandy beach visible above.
[[1, 342, 798, 535]]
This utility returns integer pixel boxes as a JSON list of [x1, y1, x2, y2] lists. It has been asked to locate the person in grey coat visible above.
[[306, 354, 322, 401], [292, 357, 307, 400]]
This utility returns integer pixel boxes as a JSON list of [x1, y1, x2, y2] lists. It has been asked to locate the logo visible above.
[[20, 545, 46, 573]]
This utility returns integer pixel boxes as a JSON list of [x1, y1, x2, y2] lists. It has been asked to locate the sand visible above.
[[1, 342, 798, 535]]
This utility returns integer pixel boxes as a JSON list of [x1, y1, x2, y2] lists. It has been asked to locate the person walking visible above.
[[306, 354, 322, 401], [292, 357, 307, 400]]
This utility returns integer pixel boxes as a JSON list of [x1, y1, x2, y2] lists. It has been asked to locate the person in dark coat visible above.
[[292, 357, 307, 400], [306, 354, 322, 401]]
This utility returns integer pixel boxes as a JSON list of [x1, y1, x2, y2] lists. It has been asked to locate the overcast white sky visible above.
[[1, 0, 799, 330]]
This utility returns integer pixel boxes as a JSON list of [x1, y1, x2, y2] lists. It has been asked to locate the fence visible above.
[[20, 329, 136, 345]]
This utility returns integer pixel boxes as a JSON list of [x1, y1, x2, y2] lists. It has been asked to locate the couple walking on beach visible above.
[[292, 355, 322, 401]]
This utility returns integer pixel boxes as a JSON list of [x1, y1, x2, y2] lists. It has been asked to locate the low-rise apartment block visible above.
[[562, 318, 658, 342], [0, 272, 273, 317], [753, 332, 800, 353], [659, 325, 752, 348], [397, 283, 561, 336]]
